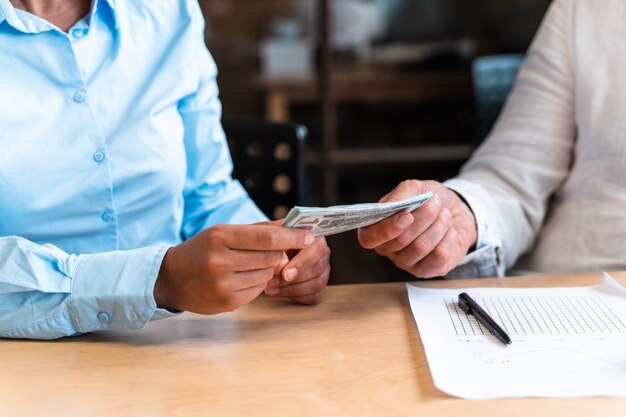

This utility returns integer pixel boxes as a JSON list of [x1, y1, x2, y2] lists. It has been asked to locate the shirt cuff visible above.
[[443, 178, 506, 278], [69, 245, 174, 333]]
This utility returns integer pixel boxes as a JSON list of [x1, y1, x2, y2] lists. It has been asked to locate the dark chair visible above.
[[222, 116, 307, 220], [472, 54, 525, 143]]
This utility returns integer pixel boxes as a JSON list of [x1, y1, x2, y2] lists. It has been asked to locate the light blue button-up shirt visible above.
[[0, 0, 266, 339]]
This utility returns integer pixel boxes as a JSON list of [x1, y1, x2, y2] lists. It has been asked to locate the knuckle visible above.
[[382, 225, 397, 241], [322, 266, 331, 281], [208, 224, 227, 241], [392, 255, 412, 271], [206, 254, 225, 274], [412, 236, 431, 256], [211, 278, 230, 297], [309, 291, 325, 304], [312, 258, 327, 275], [261, 229, 277, 247], [394, 233, 415, 250], [311, 277, 325, 293], [264, 250, 281, 266], [299, 291, 324, 305], [374, 245, 390, 257], [400, 179, 419, 191], [422, 201, 441, 222], [431, 244, 450, 264], [283, 283, 296, 296], [262, 266, 276, 281], [425, 257, 451, 278], [318, 238, 331, 254], [440, 210, 452, 227], [435, 265, 450, 277], [408, 265, 426, 278], [455, 239, 468, 261], [357, 229, 376, 249]]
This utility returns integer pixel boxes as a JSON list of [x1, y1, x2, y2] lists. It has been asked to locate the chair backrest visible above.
[[222, 116, 307, 220], [472, 53, 524, 143]]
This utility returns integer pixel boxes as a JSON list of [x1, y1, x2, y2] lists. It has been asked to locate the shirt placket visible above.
[[66, 20, 119, 249]]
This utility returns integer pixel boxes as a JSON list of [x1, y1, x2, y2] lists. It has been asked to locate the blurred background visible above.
[[200, 0, 552, 284]]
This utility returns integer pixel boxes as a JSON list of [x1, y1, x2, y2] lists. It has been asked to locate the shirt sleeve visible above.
[[441, 0, 576, 277], [178, 1, 267, 240], [443, 178, 505, 278], [0, 236, 176, 340]]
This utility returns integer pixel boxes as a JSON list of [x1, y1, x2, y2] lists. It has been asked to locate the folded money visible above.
[[282, 191, 434, 237]]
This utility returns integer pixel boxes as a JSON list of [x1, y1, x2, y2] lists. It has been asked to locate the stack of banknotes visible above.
[[282, 191, 433, 237]]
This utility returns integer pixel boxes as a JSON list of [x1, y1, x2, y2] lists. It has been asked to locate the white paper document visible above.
[[407, 273, 626, 399]]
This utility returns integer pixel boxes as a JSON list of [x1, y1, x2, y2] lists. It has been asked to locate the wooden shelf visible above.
[[305, 145, 474, 166], [253, 70, 473, 120]]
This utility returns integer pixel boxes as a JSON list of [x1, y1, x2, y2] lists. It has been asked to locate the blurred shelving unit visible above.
[[253, 70, 474, 164], [253, 0, 475, 205]]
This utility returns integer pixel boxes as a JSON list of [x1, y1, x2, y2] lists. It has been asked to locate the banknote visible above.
[[282, 191, 433, 237]]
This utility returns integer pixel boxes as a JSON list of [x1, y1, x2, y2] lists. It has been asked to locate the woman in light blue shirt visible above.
[[0, 0, 330, 339]]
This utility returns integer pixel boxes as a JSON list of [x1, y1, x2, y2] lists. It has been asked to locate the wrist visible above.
[[448, 189, 478, 253], [154, 247, 178, 310], [459, 200, 478, 252]]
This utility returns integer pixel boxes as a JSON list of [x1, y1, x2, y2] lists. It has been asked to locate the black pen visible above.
[[458, 292, 512, 345]]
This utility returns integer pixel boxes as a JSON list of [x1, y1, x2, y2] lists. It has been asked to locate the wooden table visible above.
[[2, 272, 626, 417]]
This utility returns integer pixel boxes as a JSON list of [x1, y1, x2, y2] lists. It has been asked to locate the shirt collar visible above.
[[91, 0, 119, 30], [0, 0, 35, 32], [0, 0, 119, 33]]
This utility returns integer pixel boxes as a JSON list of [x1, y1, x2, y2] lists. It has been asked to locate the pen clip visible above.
[[458, 293, 471, 314]]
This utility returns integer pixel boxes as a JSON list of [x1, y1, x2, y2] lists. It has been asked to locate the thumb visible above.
[[379, 180, 428, 203], [273, 251, 289, 276]]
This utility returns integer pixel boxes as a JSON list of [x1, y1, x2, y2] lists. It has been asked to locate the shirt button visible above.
[[73, 89, 87, 103], [129, 306, 139, 321], [71, 28, 87, 38], [93, 151, 106, 163], [97, 311, 111, 323], [101, 211, 115, 223]]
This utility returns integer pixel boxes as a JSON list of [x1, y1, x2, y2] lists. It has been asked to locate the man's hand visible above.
[[357, 180, 477, 278], [153, 224, 315, 314]]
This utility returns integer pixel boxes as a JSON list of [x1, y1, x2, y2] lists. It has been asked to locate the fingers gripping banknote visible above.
[[282, 192, 433, 237]]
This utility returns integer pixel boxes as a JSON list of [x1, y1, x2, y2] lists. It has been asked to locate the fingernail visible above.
[[433, 194, 442, 206], [265, 287, 280, 296], [283, 267, 298, 282], [396, 213, 413, 229], [304, 234, 315, 245]]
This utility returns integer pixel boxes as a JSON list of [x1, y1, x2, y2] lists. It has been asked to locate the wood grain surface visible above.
[[2, 271, 625, 417]]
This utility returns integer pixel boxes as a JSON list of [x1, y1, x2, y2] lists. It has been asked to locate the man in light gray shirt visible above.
[[358, 0, 626, 278]]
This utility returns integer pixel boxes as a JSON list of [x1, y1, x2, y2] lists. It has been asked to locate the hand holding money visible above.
[[356, 179, 478, 279], [282, 191, 433, 237]]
